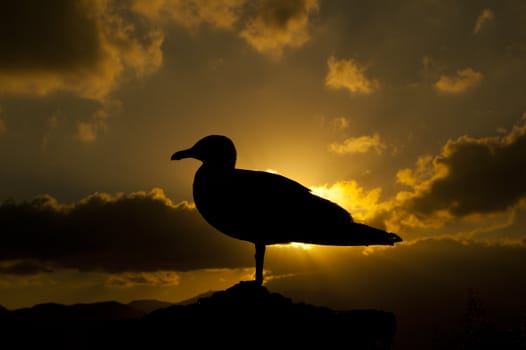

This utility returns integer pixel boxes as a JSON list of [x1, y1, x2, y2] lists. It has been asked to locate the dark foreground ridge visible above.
[[1, 282, 396, 349]]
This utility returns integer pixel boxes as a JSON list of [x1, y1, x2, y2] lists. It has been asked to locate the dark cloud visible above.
[[0, 189, 252, 275], [0, 260, 53, 275], [0, 0, 163, 100], [257, 0, 311, 28], [360, 117, 526, 235], [0, 0, 100, 72], [240, 0, 319, 57], [130, 0, 245, 30], [409, 117, 526, 217], [268, 238, 526, 307]]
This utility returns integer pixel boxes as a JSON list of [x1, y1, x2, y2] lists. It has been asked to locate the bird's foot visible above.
[[238, 279, 263, 287]]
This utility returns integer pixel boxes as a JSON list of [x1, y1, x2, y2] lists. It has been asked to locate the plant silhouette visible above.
[[171, 135, 402, 284]]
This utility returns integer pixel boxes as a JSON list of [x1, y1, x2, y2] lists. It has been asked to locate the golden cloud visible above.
[[372, 115, 526, 235], [76, 122, 99, 143], [239, 0, 319, 58], [325, 56, 379, 94], [329, 133, 386, 155], [434, 67, 483, 93], [473, 8, 495, 34], [0, 1, 163, 101], [330, 117, 350, 130], [310, 180, 383, 222], [131, 0, 246, 30], [74, 99, 121, 143], [106, 271, 181, 287]]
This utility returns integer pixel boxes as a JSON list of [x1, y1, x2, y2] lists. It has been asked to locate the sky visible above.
[[1, 0, 526, 347]]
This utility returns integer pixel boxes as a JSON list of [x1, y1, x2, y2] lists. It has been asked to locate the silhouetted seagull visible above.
[[171, 135, 402, 284]]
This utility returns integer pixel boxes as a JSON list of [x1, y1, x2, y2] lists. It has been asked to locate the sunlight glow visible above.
[[310, 181, 382, 222], [274, 242, 314, 250]]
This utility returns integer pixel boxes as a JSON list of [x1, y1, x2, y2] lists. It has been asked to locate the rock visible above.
[[1, 283, 396, 349], [144, 282, 396, 349]]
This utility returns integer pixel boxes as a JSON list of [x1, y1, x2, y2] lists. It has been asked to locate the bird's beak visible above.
[[171, 148, 193, 160]]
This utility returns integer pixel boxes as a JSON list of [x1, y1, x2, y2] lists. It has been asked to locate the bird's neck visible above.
[[200, 162, 235, 171], [193, 164, 234, 226], [195, 164, 233, 191]]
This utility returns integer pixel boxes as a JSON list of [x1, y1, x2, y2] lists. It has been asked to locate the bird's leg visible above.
[[254, 243, 265, 285]]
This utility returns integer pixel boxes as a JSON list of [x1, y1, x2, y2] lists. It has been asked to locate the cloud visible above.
[[329, 133, 386, 155], [369, 116, 526, 234], [106, 270, 181, 287], [0, 0, 163, 101], [131, 0, 246, 30], [434, 67, 483, 93], [310, 181, 383, 222], [325, 56, 379, 94], [405, 116, 526, 217], [329, 117, 349, 130], [473, 8, 495, 34], [0, 260, 53, 276], [75, 99, 121, 143], [268, 237, 526, 296], [76, 122, 99, 143], [133, 0, 318, 59], [0, 188, 252, 275], [239, 0, 319, 58]]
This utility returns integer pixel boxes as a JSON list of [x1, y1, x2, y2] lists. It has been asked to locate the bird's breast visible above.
[[192, 167, 248, 240]]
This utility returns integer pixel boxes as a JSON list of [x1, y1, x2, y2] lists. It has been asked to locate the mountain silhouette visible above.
[[144, 282, 396, 348], [9, 301, 146, 323], [0, 304, 9, 321], [171, 290, 216, 305], [1, 283, 396, 349], [171, 135, 402, 283], [126, 299, 173, 314]]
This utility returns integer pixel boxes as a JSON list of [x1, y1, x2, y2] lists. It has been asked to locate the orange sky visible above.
[[1, 1, 526, 348]]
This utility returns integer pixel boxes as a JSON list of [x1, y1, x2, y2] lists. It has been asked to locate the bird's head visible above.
[[171, 135, 237, 168]]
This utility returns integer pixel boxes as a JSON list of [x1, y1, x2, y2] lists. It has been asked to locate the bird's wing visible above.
[[229, 170, 401, 246], [228, 170, 354, 244]]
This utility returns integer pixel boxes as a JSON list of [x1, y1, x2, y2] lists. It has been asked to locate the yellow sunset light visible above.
[[274, 242, 314, 250], [309, 181, 382, 222]]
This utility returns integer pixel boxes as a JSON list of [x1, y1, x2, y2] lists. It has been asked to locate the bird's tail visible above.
[[384, 232, 403, 245], [324, 222, 403, 246], [354, 223, 402, 246]]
